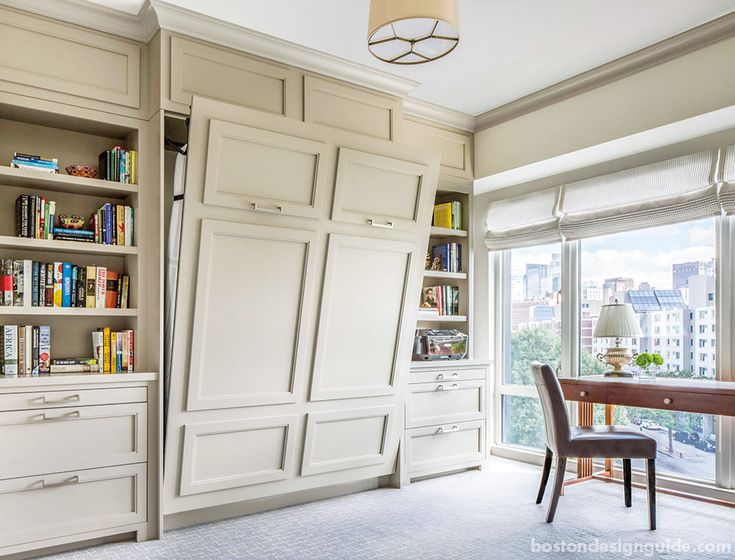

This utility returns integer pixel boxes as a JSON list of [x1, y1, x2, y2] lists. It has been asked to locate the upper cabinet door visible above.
[[203, 119, 328, 219], [310, 234, 419, 401], [331, 148, 434, 232]]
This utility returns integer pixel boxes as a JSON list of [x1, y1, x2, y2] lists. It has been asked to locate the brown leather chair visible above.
[[531, 362, 657, 529]]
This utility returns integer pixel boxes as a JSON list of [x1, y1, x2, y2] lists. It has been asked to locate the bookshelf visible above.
[[415, 181, 474, 362], [0, 93, 159, 377]]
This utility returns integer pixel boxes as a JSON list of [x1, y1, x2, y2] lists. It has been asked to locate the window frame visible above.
[[492, 216, 735, 494]]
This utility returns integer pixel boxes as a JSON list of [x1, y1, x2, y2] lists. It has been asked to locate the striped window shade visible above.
[[484, 146, 729, 250], [485, 186, 561, 249], [720, 144, 735, 215]]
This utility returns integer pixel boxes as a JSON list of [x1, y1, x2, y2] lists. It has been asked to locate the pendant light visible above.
[[367, 0, 460, 65]]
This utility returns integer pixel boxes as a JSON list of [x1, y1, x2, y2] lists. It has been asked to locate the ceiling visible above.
[[84, 0, 735, 115]]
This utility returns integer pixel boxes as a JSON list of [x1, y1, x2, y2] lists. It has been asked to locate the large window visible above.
[[580, 219, 717, 481], [497, 220, 720, 482], [500, 243, 561, 449]]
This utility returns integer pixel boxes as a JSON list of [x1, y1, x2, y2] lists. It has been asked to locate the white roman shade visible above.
[[720, 144, 735, 215], [485, 187, 561, 249], [485, 146, 729, 250]]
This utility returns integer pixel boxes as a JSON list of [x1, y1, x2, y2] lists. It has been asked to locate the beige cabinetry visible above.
[[163, 94, 439, 515], [0, 378, 154, 556], [403, 361, 489, 481]]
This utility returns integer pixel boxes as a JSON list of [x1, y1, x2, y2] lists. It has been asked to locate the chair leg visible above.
[[536, 447, 553, 504], [623, 458, 632, 507], [546, 456, 567, 523], [647, 459, 657, 530]]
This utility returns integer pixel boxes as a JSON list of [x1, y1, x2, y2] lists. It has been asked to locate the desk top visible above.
[[562, 375, 735, 396]]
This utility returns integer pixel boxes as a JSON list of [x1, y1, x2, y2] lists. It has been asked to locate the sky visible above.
[[511, 218, 716, 291]]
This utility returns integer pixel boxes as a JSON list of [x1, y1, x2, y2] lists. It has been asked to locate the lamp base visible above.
[[604, 371, 634, 378], [596, 346, 635, 378]]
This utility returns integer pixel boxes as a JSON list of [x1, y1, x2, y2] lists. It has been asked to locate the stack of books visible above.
[[99, 146, 137, 184], [429, 243, 462, 273], [419, 285, 460, 316], [9, 153, 58, 174], [90, 203, 135, 246], [50, 358, 98, 374], [15, 195, 56, 239], [0, 325, 51, 376], [92, 327, 134, 373], [0, 259, 129, 309], [432, 201, 463, 230]]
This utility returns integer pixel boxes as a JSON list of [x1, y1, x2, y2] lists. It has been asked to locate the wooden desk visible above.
[[559, 375, 735, 505]]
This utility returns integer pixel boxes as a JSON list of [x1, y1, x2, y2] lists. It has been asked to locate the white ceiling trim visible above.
[[474, 104, 735, 194], [403, 97, 475, 132], [475, 10, 735, 131]]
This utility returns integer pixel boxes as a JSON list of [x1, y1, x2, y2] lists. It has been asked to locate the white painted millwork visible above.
[[163, 94, 440, 515]]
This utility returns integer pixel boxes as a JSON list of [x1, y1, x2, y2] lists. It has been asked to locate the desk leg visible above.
[[604, 404, 614, 476], [578, 401, 593, 478]]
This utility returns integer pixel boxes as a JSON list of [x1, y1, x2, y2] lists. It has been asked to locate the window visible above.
[[500, 243, 561, 449], [580, 219, 717, 481]]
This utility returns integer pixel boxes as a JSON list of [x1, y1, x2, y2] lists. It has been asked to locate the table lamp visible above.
[[593, 301, 642, 377]]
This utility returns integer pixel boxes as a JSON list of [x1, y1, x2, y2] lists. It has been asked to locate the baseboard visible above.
[[164, 478, 382, 531]]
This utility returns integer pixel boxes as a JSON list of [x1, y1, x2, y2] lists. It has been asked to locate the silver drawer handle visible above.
[[33, 475, 80, 490], [437, 373, 444, 380], [368, 219, 394, 229], [663, 397, 673, 405], [436, 384, 459, 391], [40, 394, 80, 405], [436, 425, 459, 434], [41, 411, 80, 421], [251, 203, 283, 214], [451, 373, 459, 377]]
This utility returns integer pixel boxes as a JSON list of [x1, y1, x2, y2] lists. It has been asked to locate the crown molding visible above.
[[149, 0, 419, 98], [475, 10, 735, 131], [0, 0, 158, 42], [403, 97, 475, 132]]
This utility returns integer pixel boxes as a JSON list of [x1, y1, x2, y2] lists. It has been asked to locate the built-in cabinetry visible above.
[[403, 361, 490, 482]]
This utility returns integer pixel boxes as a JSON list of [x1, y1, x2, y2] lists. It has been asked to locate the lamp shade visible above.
[[593, 303, 642, 338], [367, 0, 459, 65]]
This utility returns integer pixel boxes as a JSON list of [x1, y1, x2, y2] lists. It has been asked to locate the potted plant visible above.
[[634, 352, 664, 379]]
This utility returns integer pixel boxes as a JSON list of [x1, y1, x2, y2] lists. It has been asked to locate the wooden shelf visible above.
[[0, 371, 157, 388], [430, 226, 467, 238], [0, 235, 137, 256], [423, 270, 467, 280], [0, 307, 137, 317], [0, 166, 137, 198], [416, 312, 468, 323]]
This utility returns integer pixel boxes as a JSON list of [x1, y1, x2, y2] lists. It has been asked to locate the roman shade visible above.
[[485, 146, 730, 250]]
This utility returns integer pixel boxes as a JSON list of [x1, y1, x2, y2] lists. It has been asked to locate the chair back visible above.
[[531, 362, 571, 455]]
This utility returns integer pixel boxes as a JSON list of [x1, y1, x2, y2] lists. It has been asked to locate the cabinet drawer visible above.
[[406, 420, 485, 475], [606, 387, 723, 415], [410, 367, 486, 384], [0, 403, 147, 479], [0, 463, 146, 549], [561, 382, 607, 404], [406, 380, 485, 428], [0, 386, 146, 411]]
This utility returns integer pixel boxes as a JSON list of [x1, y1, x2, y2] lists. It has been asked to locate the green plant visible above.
[[635, 352, 664, 370]]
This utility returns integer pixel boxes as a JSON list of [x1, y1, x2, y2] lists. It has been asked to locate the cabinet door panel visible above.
[[332, 148, 432, 231], [186, 220, 317, 410], [301, 406, 397, 476], [203, 119, 328, 218], [310, 234, 418, 400], [180, 416, 297, 496]]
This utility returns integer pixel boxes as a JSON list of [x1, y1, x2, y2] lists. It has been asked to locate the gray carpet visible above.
[[42, 457, 735, 559]]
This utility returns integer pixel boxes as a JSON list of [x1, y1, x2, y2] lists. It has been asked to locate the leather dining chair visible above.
[[531, 363, 658, 530]]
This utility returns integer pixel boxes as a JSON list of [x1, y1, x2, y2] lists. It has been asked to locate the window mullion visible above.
[[561, 240, 580, 378]]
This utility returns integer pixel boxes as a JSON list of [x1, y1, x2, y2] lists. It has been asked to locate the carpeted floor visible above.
[[41, 457, 735, 559]]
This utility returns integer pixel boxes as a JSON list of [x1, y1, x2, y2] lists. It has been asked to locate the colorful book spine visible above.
[[61, 262, 72, 307], [1, 325, 19, 375]]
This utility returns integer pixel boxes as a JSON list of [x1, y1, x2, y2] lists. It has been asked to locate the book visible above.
[[120, 275, 129, 309], [53, 262, 63, 307], [110, 331, 117, 373], [433, 202, 453, 229], [52, 358, 97, 366], [70, 265, 78, 308], [61, 262, 72, 307], [45, 263, 54, 307], [92, 331, 104, 372], [1, 325, 19, 375], [96, 267, 107, 308], [38, 326, 50, 373], [103, 326, 111, 373], [50, 364, 96, 373], [32, 261, 40, 307], [117, 205, 125, 246], [128, 330, 134, 372], [23, 325, 32, 375], [17, 325, 26, 375], [85, 266, 96, 308], [77, 266, 86, 308], [105, 271, 119, 308], [420, 286, 439, 313], [31, 325, 39, 375]]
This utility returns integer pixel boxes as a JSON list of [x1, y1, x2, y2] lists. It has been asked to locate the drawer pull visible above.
[[579, 391, 588, 398], [40, 394, 80, 405], [663, 397, 673, 405], [436, 426, 459, 434], [437, 373, 444, 380], [368, 219, 394, 229], [35, 475, 80, 490], [41, 410, 80, 421], [436, 384, 459, 391], [251, 202, 283, 214]]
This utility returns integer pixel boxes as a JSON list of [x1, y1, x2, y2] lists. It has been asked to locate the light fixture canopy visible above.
[[367, 0, 460, 65]]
